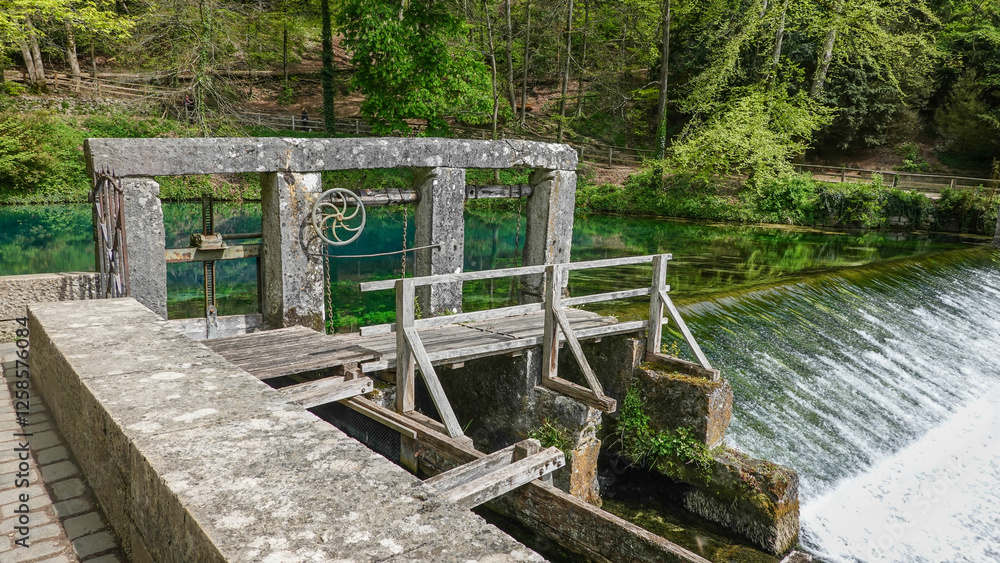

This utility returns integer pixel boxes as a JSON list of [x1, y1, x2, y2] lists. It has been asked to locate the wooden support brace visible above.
[[279, 376, 374, 409], [436, 446, 565, 510], [646, 254, 669, 358], [403, 326, 464, 438], [542, 377, 616, 412], [340, 397, 418, 440], [424, 442, 520, 492], [553, 306, 605, 397], [658, 288, 712, 370]]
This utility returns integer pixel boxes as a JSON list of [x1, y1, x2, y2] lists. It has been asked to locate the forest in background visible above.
[[1, 0, 999, 232]]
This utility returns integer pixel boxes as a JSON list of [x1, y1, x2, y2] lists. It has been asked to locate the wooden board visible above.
[[204, 326, 380, 380]]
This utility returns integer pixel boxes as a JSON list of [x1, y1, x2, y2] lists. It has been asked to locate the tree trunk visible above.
[[505, 0, 517, 117], [810, 28, 836, 99], [282, 23, 289, 85], [19, 40, 37, 84], [520, 0, 531, 126], [557, 0, 573, 142], [768, 0, 789, 88], [65, 22, 82, 91], [575, 0, 588, 117], [655, 0, 671, 158], [321, 0, 336, 132], [484, 0, 500, 180], [28, 19, 46, 84], [90, 36, 97, 79]]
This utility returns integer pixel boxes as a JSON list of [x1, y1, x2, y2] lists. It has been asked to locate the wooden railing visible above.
[[357, 254, 711, 439], [795, 163, 998, 193]]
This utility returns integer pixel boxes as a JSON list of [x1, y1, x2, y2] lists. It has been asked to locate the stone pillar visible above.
[[261, 171, 325, 331], [121, 177, 168, 318], [521, 169, 577, 302], [414, 167, 465, 316]]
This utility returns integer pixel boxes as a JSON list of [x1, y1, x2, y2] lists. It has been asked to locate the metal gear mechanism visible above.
[[311, 188, 367, 246]]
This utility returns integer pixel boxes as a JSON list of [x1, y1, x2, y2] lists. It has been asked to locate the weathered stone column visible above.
[[521, 169, 577, 302], [260, 171, 325, 331], [414, 167, 466, 315], [121, 177, 168, 318]]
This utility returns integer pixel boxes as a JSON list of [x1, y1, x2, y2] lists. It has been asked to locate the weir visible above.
[[15, 136, 804, 561]]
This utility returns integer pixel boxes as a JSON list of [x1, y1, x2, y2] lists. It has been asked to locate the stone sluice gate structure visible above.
[[19, 137, 802, 562]]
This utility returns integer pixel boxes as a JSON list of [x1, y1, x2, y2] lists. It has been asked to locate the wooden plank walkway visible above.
[[202, 308, 642, 380], [203, 325, 379, 380]]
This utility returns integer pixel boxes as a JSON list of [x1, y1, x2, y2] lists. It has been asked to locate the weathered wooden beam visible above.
[[403, 327, 464, 437], [395, 278, 417, 471], [553, 306, 605, 396], [541, 376, 617, 413], [406, 406, 710, 563], [165, 244, 260, 263], [360, 302, 544, 336], [340, 397, 418, 440], [658, 288, 712, 370], [464, 184, 534, 199], [644, 352, 721, 381], [360, 255, 661, 292], [646, 254, 669, 358], [424, 442, 520, 493], [438, 447, 565, 510], [562, 287, 654, 307], [279, 376, 373, 409], [542, 265, 562, 382]]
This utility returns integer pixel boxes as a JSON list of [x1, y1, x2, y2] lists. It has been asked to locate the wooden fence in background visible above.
[[795, 163, 997, 194]]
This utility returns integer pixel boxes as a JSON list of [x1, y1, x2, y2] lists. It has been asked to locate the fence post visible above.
[[892, 175, 898, 188], [950, 178, 957, 189], [608, 147, 613, 167], [291, 115, 296, 131], [646, 254, 668, 359], [841, 166, 846, 182]]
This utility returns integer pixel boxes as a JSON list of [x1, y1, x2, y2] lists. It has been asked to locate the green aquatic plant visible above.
[[615, 386, 715, 483]]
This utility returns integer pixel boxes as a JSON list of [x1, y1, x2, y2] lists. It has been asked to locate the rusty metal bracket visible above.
[[89, 166, 130, 299]]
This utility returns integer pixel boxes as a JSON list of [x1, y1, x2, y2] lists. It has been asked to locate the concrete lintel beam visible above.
[[84, 137, 578, 177]]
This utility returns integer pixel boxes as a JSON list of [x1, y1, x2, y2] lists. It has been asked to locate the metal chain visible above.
[[323, 246, 334, 334], [401, 189, 408, 278], [514, 190, 522, 267]]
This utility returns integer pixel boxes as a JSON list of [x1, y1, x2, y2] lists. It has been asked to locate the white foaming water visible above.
[[680, 249, 1000, 561], [802, 386, 1000, 562]]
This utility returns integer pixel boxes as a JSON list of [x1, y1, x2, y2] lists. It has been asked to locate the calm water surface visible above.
[[0, 203, 971, 324]]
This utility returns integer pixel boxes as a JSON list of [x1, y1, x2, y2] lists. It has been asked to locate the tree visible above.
[[320, 0, 335, 132], [0, 0, 132, 89], [336, 0, 492, 134]]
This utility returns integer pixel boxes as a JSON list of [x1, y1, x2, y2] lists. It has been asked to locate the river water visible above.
[[2, 203, 996, 561]]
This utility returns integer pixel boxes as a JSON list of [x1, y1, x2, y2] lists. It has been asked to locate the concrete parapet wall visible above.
[[0, 272, 99, 342], [29, 298, 544, 562]]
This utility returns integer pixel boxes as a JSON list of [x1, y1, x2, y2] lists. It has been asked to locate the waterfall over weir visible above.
[[675, 247, 1000, 562]]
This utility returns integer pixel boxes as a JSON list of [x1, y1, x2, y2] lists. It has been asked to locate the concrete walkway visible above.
[[0, 343, 127, 563]]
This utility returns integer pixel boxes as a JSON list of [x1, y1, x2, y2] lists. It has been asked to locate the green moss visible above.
[[529, 419, 575, 460]]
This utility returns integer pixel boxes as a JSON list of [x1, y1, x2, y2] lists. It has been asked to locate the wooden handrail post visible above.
[[541, 264, 563, 381], [395, 278, 418, 471], [646, 254, 668, 359]]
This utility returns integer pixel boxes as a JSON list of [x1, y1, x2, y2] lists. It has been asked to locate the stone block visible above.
[[260, 171, 325, 331], [0, 273, 99, 342], [414, 167, 465, 315], [521, 169, 577, 302], [632, 361, 732, 448], [85, 137, 578, 177], [121, 178, 167, 319], [682, 449, 800, 556]]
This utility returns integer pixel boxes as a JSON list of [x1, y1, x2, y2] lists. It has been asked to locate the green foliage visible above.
[[934, 70, 1000, 162], [934, 185, 1000, 233], [336, 0, 493, 134], [893, 142, 930, 172], [668, 88, 834, 186], [0, 111, 87, 203], [615, 386, 714, 483], [529, 419, 575, 459]]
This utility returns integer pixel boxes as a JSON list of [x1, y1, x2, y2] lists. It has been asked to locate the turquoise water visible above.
[[0, 203, 973, 323]]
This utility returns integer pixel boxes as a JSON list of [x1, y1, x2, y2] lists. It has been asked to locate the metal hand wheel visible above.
[[311, 188, 366, 246]]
